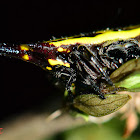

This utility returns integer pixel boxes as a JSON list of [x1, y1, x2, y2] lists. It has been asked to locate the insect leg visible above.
[[71, 52, 106, 98], [78, 46, 113, 86], [54, 65, 76, 93]]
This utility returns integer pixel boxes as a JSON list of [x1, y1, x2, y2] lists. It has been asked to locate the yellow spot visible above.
[[48, 27, 140, 47], [48, 59, 70, 67], [67, 50, 70, 53], [20, 44, 30, 51], [22, 54, 29, 60], [57, 47, 64, 52], [57, 47, 68, 52], [64, 63, 70, 67], [46, 66, 52, 70]]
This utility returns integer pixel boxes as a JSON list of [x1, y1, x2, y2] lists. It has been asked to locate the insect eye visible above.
[[78, 45, 91, 60], [78, 45, 86, 52]]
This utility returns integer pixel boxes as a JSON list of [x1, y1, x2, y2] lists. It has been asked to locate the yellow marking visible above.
[[48, 59, 70, 67], [64, 63, 70, 67], [46, 66, 52, 70], [20, 44, 30, 51], [48, 27, 140, 47], [57, 47, 68, 52], [57, 47, 64, 52], [22, 54, 29, 60]]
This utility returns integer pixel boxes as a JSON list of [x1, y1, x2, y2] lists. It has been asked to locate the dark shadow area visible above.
[[0, 5, 139, 42], [0, 56, 64, 122]]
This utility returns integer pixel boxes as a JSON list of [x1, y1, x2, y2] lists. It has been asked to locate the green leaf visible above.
[[70, 110, 89, 121], [110, 58, 140, 83], [115, 71, 140, 92], [73, 94, 131, 117]]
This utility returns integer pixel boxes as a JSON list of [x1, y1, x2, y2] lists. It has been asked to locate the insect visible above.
[[0, 25, 140, 117]]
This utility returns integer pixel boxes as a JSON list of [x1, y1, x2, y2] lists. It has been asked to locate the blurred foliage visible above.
[[44, 116, 140, 140]]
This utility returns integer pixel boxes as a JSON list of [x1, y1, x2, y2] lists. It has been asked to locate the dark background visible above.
[[0, 2, 139, 122]]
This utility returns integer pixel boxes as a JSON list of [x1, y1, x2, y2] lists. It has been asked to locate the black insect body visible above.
[[52, 39, 140, 101], [61, 44, 114, 99], [103, 40, 140, 65], [0, 27, 140, 116]]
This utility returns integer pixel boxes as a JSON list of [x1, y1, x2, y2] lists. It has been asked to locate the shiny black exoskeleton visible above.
[[54, 39, 140, 99]]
